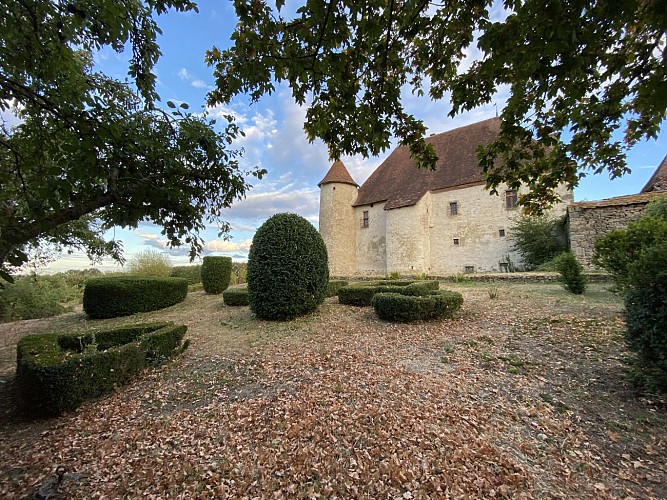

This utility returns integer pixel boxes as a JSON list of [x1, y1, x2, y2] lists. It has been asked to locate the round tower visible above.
[[318, 160, 359, 277]]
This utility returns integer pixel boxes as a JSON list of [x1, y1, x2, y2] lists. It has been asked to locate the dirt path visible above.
[[0, 283, 665, 498]]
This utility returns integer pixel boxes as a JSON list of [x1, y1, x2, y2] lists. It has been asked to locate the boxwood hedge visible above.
[[338, 280, 440, 306], [372, 290, 464, 322], [83, 276, 188, 319], [16, 322, 188, 416], [223, 287, 249, 306], [170, 265, 202, 284], [326, 280, 349, 297], [201, 256, 232, 294]]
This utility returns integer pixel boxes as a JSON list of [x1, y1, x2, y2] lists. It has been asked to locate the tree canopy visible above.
[[0, 0, 264, 280], [207, 0, 666, 212]]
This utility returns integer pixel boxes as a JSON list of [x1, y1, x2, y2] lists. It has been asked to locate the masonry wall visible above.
[[568, 202, 648, 268], [354, 202, 387, 275], [385, 193, 431, 274]]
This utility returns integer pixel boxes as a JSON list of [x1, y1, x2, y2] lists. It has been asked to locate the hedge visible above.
[[170, 265, 202, 284], [338, 280, 440, 306], [16, 322, 188, 416], [83, 276, 188, 319], [223, 287, 249, 306], [326, 280, 349, 297], [201, 256, 232, 294], [372, 290, 464, 322]]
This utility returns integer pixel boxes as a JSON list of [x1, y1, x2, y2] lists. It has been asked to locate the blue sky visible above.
[[42, 0, 667, 271]]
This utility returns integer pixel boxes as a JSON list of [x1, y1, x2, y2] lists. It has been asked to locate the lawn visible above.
[[0, 281, 665, 498]]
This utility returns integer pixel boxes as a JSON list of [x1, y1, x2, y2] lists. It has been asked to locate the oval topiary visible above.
[[201, 256, 232, 294], [372, 290, 463, 322], [247, 213, 329, 320], [83, 276, 188, 319]]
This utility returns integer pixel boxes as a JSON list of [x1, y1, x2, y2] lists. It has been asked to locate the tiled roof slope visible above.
[[570, 192, 664, 209], [318, 160, 359, 187], [353, 118, 500, 209], [641, 154, 667, 193]]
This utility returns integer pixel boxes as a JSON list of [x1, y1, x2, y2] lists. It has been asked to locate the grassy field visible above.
[[0, 281, 665, 498]]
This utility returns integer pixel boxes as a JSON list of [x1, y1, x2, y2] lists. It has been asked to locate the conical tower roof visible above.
[[318, 160, 359, 188], [641, 154, 667, 193]]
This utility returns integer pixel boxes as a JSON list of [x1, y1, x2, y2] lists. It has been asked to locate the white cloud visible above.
[[191, 79, 209, 89], [206, 239, 253, 253], [178, 68, 191, 80]]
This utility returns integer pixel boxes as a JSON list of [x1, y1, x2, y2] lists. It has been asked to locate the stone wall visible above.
[[568, 193, 661, 268]]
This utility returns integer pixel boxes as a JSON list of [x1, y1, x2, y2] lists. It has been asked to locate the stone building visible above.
[[318, 118, 572, 277], [568, 154, 667, 268]]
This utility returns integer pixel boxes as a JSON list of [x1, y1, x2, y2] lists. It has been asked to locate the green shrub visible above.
[[83, 276, 188, 319], [326, 280, 349, 297], [511, 214, 567, 270], [201, 256, 232, 294], [170, 265, 202, 284], [247, 213, 329, 320], [372, 290, 463, 322], [594, 215, 667, 290], [338, 283, 379, 306], [554, 252, 586, 294], [16, 322, 188, 416], [223, 287, 249, 306], [338, 280, 439, 306], [624, 242, 667, 392], [127, 248, 172, 276]]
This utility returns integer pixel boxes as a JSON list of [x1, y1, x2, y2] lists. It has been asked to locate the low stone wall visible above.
[[568, 193, 662, 268], [334, 272, 613, 284]]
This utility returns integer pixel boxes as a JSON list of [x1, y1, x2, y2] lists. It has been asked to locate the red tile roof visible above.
[[353, 118, 500, 209], [318, 160, 359, 187]]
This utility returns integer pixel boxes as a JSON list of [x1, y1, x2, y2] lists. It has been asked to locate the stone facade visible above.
[[568, 192, 665, 268], [317, 118, 572, 277]]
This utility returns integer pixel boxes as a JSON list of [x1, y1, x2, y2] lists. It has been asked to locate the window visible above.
[[505, 190, 518, 210], [449, 201, 458, 216], [362, 210, 369, 228], [464, 266, 475, 274], [499, 229, 506, 237], [453, 238, 460, 245]]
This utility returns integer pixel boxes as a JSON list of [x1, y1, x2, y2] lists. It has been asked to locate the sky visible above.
[[35, 0, 667, 272]]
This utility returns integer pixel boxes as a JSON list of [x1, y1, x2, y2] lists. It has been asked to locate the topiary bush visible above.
[[83, 276, 188, 319], [624, 242, 667, 392], [326, 280, 349, 297], [170, 265, 202, 284], [201, 256, 232, 294], [554, 252, 586, 294], [247, 213, 329, 320], [223, 287, 249, 306], [338, 280, 439, 306], [16, 322, 188, 416], [372, 290, 463, 322]]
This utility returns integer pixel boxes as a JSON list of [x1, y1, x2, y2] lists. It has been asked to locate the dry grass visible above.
[[0, 282, 665, 498]]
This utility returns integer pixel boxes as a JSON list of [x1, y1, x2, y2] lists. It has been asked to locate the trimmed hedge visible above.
[[170, 265, 202, 284], [326, 280, 349, 297], [223, 287, 249, 306], [16, 322, 188, 416], [248, 213, 329, 320], [372, 290, 464, 322], [201, 256, 232, 294], [338, 280, 440, 306], [83, 276, 188, 319]]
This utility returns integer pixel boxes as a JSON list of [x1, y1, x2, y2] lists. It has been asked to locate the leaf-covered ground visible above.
[[0, 281, 665, 498]]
